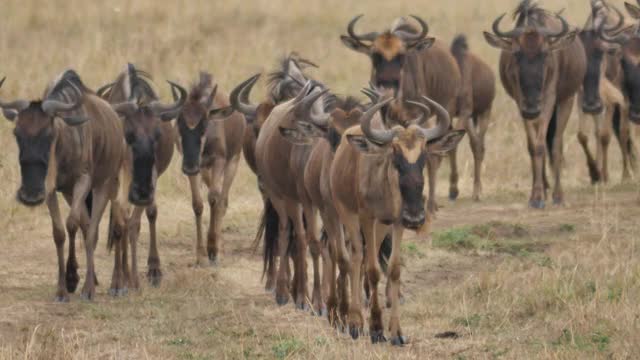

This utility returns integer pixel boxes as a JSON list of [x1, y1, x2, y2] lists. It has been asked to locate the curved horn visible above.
[[295, 87, 329, 116], [347, 15, 379, 42], [293, 80, 313, 104], [404, 99, 432, 125], [361, 97, 396, 145], [412, 96, 451, 140], [492, 13, 522, 38], [149, 80, 187, 120], [600, 23, 633, 45], [0, 77, 29, 112], [230, 74, 260, 116], [42, 83, 83, 116], [393, 15, 429, 42], [603, 4, 625, 32], [96, 82, 114, 98], [538, 13, 569, 38]]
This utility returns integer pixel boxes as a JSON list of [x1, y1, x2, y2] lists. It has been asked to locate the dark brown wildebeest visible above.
[[0, 70, 126, 301], [233, 55, 332, 313], [340, 15, 461, 227], [330, 94, 464, 344], [255, 78, 332, 311], [172, 72, 246, 266], [578, 1, 638, 183], [99, 64, 186, 290], [484, 0, 586, 208], [450, 35, 497, 201], [278, 95, 364, 327]]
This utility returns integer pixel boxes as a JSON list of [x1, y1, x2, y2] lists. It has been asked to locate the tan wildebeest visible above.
[[99, 63, 186, 291], [450, 35, 497, 201], [484, 0, 586, 208], [577, 1, 638, 183], [255, 79, 332, 311], [0, 70, 126, 301], [330, 94, 464, 344], [340, 15, 461, 223], [172, 72, 246, 266], [278, 95, 365, 327]]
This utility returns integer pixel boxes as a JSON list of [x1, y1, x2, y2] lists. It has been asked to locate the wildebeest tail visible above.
[[379, 233, 392, 273], [258, 198, 279, 280], [451, 34, 469, 66]]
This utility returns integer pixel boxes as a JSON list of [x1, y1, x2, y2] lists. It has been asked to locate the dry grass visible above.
[[1, 0, 640, 359]]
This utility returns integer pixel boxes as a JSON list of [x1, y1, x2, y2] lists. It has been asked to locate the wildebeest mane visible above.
[[45, 69, 92, 102], [513, 0, 549, 27]]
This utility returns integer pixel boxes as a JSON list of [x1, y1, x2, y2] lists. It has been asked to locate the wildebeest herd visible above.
[[2, 0, 640, 346]]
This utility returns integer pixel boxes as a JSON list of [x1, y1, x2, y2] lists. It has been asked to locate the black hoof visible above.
[[370, 330, 387, 344], [54, 295, 69, 303], [108, 288, 129, 297], [209, 255, 219, 267], [147, 269, 162, 288], [296, 302, 309, 311], [529, 199, 545, 209], [390, 335, 408, 346], [80, 292, 93, 301], [449, 189, 459, 201], [275, 293, 289, 306], [317, 307, 328, 317], [349, 326, 361, 340]]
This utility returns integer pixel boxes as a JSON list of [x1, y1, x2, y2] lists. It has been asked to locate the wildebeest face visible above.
[[12, 104, 55, 206], [177, 100, 208, 176], [579, 30, 619, 114], [120, 107, 162, 206], [484, 13, 578, 120], [340, 15, 434, 96], [621, 39, 640, 123], [390, 131, 427, 230]]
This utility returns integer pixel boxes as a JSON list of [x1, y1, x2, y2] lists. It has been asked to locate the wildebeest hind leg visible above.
[[550, 97, 574, 205], [80, 184, 111, 301], [288, 202, 309, 311], [62, 193, 84, 293]]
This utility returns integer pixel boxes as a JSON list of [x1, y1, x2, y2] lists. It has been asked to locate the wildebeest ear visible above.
[[410, 37, 435, 52], [340, 35, 370, 53], [483, 32, 513, 51], [346, 134, 390, 154], [426, 129, 465, 156], [625, 2, 640, 19], [209, 106, 235, 121], [549, 30, 578, 52], [2, 109, 18, 122], [61, 116, 90, 127], [279, 126, 313, 145]]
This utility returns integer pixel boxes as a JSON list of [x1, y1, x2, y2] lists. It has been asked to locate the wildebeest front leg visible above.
[[388, 224, 406, 346], [127, 206, 144, 290], [47, 193, 68, 302], [62, 193, 89, 293], [465, 113, 489, 201], [550, 96, 574, 205], [343, 214, 364, 339], [524, 115, 550, 209], [287, 202, 309, 311], [188, 174, 208, 267], [447, 144, 459, 201], [303, 205, 324, 315], [109, 199, 129, 297], [618, 107, 635, 180], [594, 109, 612, 183], [577, 110, 601, 184], [81, 184, 111, 301], [362, 217, 386, 344], [204, 158, 226, 265], [146, 202, 162, 287], [270, 196, 291, 306]]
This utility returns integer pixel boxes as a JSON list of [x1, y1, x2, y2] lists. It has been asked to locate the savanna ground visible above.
[[1, 0, 640, 358]]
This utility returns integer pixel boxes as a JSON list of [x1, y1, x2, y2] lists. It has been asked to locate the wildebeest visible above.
[[99, 64, 186, 290], [255, 76, 332, 311], [330, 94, 464, 344], [484, 0, 586, 208], [340, 15, 461, 227], [172, 72, 246, 266], [578, 1, 638, 183], [0, 70, 126, 301], [450, 35, 497, 201], [278, 95, 365, 327]]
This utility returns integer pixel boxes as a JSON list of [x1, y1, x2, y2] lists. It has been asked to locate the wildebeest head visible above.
[[346, 95, 464, 230], [340, 15, 434, 97], [484, 8, 577, 120], [174, 72, 235, 176], [105, 64, 187, 206], [579, 2, 626, 114], [0, 75, 88, 206], [599, 0, 640, 123]]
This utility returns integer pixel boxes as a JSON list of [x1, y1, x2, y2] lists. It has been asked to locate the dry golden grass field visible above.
[[2, 0, 640, 358]]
